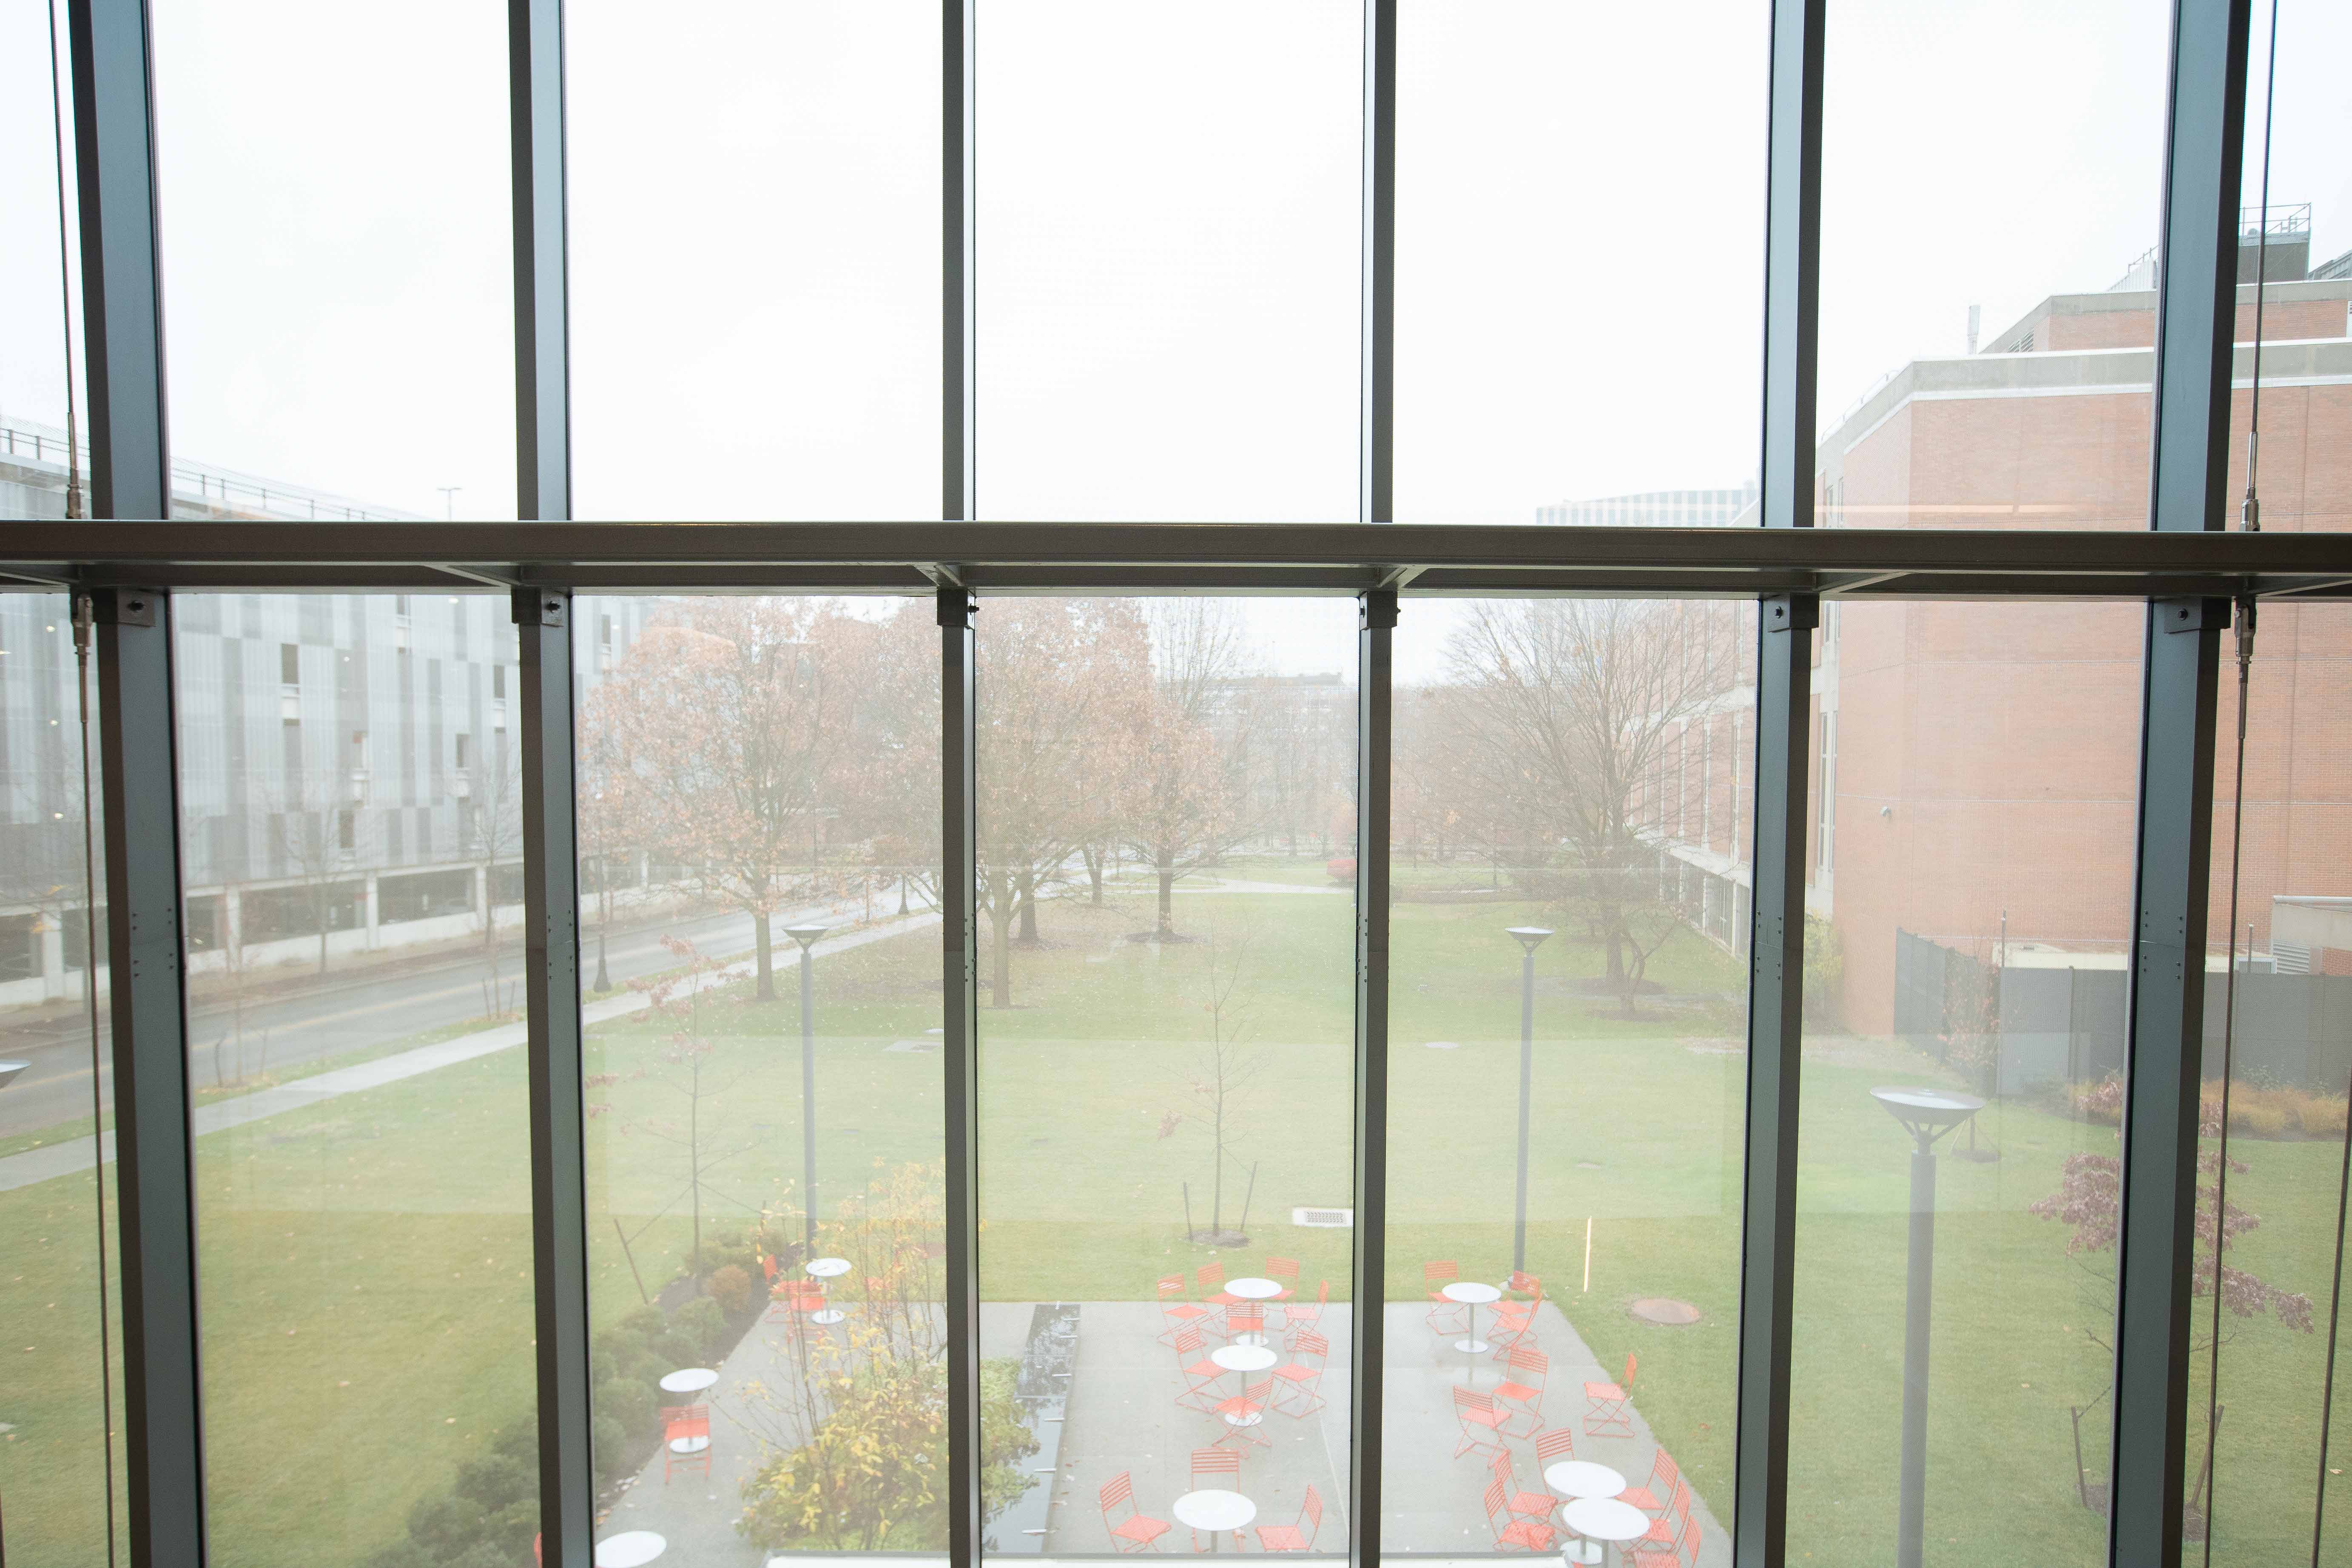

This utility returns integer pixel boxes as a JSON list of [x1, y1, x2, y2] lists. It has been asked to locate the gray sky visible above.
[[3, 0, 2346, 673]]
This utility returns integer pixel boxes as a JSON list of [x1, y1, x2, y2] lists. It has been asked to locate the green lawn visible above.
[[2, 866, 2344, 1568]]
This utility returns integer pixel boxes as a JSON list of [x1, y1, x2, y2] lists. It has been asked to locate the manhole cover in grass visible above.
[[1630, 1297, 1702, 1326], [886, 1039, 940, 1053], [1424, 1040, 1462, 1050]]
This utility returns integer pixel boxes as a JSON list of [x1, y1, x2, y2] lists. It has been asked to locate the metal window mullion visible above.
[[939, 587, 982, 1568], [1349, 587, 1395, 1568], [515, 590, 594, 1568], [91, 586, 205, 1568], [2107, 0, 2251, 1559], [1733, 0, 1825, 1556], [1359, 0, 1394, 526], [944, 0, 975, 523], [510, 0, 570, 520], [67, 0, 171, 520]]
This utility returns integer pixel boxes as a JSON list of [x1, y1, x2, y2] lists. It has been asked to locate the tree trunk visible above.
[[987, 898, 1012, 1008], [1157, 851, 1177, 937], [1084, 844, 1104, 906], [1016, 868, 1039, 942], [754, 908, 775, 999]]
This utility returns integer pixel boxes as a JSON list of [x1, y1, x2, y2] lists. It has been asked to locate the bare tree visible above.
[[969, 599, 1150, 1007], [1123, 602, 1260, 939], [1159, 926, 1266, 1244], [1443, 600, 1719, 1013], [584, 599, 882, 1000]]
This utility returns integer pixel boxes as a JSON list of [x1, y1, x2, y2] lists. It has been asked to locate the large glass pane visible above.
[[179, 593, 539, 1566], [1815, 0, 2169, 531], [0, 0, 81, 522], [1386, 599, 1753, 1562], [975, 5, 1360, 521], [2232, 0, 2352, 535], [2197, 602, 2352, 1562], [150, 0, 513, 518], [1787, 600, 2144, 1568], [576, 595, 947, 1563], [1395, 2, 1768, 527], [568, 2, 941, 521], [974, 598, 1357, 1555], [0, 596, 123, 1567]]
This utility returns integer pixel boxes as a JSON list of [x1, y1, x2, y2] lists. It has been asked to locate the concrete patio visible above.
[[599, 1292, 1727, 1566]]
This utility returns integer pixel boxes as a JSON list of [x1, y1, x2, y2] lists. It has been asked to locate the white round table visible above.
[[1562, 1497, 1649, 1568], [1545, 1462, 1627, 1565], [668, 1434, 711, 1455], [1224, 1277, 1283, 1345], [1172, 1488, 1256, 1553], [594, 1531, 666, 1568], [658, 1367, 717, 1398], [1209, 1342, 1277, 1424], [806, 1256, 852, 1324], [1442, 1280, 1502, 1353]]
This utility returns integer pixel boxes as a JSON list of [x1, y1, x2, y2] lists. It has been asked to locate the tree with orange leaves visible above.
[[582, 598, 885, 999]]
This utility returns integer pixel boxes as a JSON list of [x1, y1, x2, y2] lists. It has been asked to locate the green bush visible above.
[[674, 1295, 729, 1358], [709, 1263, 754, 1317], [596, 1376, 655, 1436], [650, 1329, 703, 1369]]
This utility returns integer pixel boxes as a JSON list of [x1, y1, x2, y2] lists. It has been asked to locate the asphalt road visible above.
[[0, 899, 868, 1140]]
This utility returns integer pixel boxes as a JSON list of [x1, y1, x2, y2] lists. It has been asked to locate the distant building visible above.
[[1538, 482, 1758, 529], [1641, 213, 2352, 1050], [0, 446, 655, 1004]]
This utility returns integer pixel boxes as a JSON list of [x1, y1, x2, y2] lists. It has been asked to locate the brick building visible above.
[[1635, 226, 2352, 1047]]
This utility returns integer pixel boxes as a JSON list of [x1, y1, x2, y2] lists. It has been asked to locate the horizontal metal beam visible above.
[[9, 521, 2348, 595]]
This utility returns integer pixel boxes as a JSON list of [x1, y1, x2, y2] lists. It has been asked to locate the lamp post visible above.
[[1507, 927, 1553, 1275], [785, 923, 829, 1249], [1871, 1085, 1985, 1568]]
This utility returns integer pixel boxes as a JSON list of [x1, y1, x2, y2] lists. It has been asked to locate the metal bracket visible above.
[[88, 586, 159, 627], [936, 586, 977, 629], [1359, 587, 1399, 631], [511, 588, 567, 628], [1763, 592, 1819, 634], [2156, 595, 2228, 633]]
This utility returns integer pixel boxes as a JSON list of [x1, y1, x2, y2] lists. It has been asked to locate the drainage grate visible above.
[[1292, 1206, 1354, 1228]]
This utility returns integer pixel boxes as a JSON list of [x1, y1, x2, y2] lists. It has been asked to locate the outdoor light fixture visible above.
[[1507, 927, 1553, 1275], [785, 924, 830, 1246], [1871, 1085, 1986, 1568]]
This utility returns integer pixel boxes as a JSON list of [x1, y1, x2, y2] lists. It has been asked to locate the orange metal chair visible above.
[[1484, 1475, 1558, 1554], [1212, 1378, 1276, 1449], [1272, 1330, 1330, 1418], [1263, 1256, 1300, 1301], [1171, 1323, 1225, 1413], [1223, 1301, 1267, 1347], [1584, 1352, 1636, 1438], [1257, 1485, 1325, 1552], [1491, 1451, 1557, 1529], [1100, 1471, 1172, 1554], [1495, 1345, 1549, 1436], [1534, 1426, 1578, 1471], [1619, 1448, 1680, 1518], [1188, 1449, 1244, 1551], [1453, 1385, 1510, 1460], [1630, 1493, 1694, 1568], [660, 1403, 711, 1482], [1282, 1278, 1329, 1344], [1159, 1274, 1211, 1346], [1426, 1261, 1469, 1337], [1197, 1262, 1238, 1307]]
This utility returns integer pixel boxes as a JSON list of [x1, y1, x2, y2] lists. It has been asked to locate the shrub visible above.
[[674, 1295, 728, 1358], [710, 1263, 754, 1317], [2296, 1093, 2350, 1138], [2232, 1101, 2292, 1139], [452, 1453, 532, 1514], [651, 1329, 702, 1369], [596, 1376, 654, 1437]]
